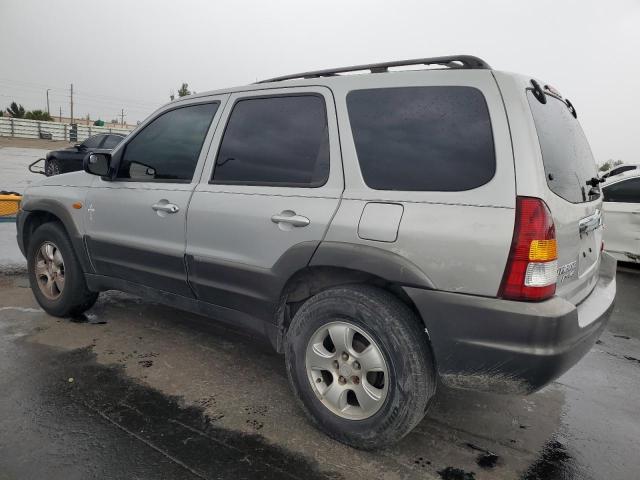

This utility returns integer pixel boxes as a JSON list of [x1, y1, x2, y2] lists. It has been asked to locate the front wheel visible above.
[[27, 222, 98, 317], [45, 158, 61, 176], [285, 285, 436, 449]]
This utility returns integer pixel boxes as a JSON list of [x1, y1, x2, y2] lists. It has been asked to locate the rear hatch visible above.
[[526, 87, 602, 306]]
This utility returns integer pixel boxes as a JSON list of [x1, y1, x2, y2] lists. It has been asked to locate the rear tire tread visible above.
[[285, 284, 436, 450]]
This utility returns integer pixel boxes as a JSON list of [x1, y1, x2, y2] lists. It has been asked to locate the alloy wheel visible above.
[[305, 321, 389, 420], [35, 241, 65, 300]]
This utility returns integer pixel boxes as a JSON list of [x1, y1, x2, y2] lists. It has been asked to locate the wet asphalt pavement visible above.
[[0, 264, 639, 480], [1, 144, 640, 479]]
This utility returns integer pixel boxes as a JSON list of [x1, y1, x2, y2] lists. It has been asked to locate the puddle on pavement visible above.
[[9, 342, 337, 479], [464, 443, 499, 470], [476, 452, 499, 469], [520, 439, 578, 480], [69, 313, 107, 324], [437, 466, 476, 480]]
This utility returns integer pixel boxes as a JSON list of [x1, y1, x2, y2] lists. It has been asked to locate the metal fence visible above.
[[0, 117, 132, 142]]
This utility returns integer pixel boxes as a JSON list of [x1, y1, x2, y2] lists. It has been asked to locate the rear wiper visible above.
[[586, 177, 604, 188], [586, 177, 604, 200]]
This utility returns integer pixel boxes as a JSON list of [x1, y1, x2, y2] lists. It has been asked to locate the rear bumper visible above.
[[404, 252, 617, 394]]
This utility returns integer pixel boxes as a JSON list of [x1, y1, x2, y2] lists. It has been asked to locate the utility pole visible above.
[[46, 89, 51, 115], [70, 83, 74, 124], [119, 108, 126, 127], [59, 106, 62, 122]]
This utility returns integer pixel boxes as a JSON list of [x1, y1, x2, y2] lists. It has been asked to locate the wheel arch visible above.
[[20, 199, 93, 273], [273, 242, 436, 353]]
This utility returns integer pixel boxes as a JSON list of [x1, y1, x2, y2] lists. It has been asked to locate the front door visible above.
[[85, 97, 227, 296], [186, 88, 343, 319]]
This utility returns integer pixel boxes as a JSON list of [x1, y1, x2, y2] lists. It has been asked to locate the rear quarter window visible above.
[[346, 86, 495, 191], [527, 92, 598, 203]]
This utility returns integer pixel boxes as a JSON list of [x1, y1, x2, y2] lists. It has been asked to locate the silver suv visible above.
[[16, 55, 616, 449]]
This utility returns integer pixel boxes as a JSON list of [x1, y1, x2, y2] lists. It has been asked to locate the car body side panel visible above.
[[185, 241, 320, 323], [603, 174, 640, 262], [17, 184, 94, 272], [321, 70, 516, 297], [320, 199, 514, 295], [604, 200, 640, 261]]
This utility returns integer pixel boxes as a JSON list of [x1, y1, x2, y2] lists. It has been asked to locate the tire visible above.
[[27, 222, 98, 317], [45, 158, 61, 176], [285, 284, 436, 449]]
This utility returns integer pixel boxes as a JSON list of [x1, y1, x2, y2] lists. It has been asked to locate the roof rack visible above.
[[257, 55, 491, 84]]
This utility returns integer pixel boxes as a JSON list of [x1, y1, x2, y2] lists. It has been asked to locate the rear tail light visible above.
[[499, 197, 557, 301]]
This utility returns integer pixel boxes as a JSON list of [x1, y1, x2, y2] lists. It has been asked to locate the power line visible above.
[[0, 78, 160, 109]]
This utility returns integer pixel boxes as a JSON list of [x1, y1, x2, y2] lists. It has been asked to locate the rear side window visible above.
[[603, 178, 640, 203], [117, 103, 218, 182], [212, 95, 329, 187], [346, 86, 495, 191], [527, 92, 598, 203]]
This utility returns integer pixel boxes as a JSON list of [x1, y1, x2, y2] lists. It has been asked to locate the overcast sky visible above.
[[1, 0, 638, 163]]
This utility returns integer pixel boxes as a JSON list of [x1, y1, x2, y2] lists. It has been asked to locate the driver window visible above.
[[117, 102, 218, 182]]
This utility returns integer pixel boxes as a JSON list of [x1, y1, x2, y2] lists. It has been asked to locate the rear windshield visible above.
[[527, 92, 598, 203], [347, 86, 495, 191]]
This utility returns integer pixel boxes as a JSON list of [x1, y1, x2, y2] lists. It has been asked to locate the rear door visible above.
[[526, 89, 603, 304], [186, 87, 343, 320], [602, 176, 640, 261]]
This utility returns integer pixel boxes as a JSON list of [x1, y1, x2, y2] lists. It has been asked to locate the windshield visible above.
[[527, 91, 598, 203]]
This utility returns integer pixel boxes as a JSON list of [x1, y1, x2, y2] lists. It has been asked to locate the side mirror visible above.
[[84, 152, 111, 177], [74, 143, 84, 150]]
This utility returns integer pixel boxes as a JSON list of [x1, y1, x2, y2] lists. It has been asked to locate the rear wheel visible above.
[[45, 158, 61, 176], [27, 222, 98, 317], [285, 285, 436, 449]]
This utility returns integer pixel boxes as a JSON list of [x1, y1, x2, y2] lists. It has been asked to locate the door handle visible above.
[[152, 202, 180, 214], [271, 211, 310, 227]]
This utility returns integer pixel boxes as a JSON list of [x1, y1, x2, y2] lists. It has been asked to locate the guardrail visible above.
[[0, 117, 132, 142]]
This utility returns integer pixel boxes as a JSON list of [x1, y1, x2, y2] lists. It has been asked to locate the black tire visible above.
[[45, 158, 61, 176], [27, 222, 98, 317], [284, 284, 436, 449]]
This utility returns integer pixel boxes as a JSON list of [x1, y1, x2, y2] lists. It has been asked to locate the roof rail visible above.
[[257, 55, 491, 84]]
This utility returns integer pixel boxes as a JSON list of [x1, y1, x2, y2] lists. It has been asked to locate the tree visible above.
[[599, 159, 624, 172], [6, 102, 25, 118], [25, 109, 53, 121], [178, 83, 191, 97]]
